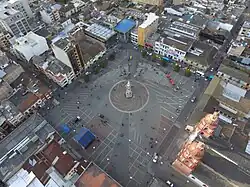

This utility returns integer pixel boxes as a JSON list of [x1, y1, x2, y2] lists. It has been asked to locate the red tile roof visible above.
[[19, 93, 39, 112], [23, 153, 50, 185], [75, 162, 122, 187], [42, 141, 75, 176]]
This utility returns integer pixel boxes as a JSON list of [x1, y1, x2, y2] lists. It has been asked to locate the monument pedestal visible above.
[[125, 81, 133, 99]]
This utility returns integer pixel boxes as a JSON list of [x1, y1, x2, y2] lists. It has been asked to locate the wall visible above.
[[40, 10, 53, 24], [52, 45, 73, 69]]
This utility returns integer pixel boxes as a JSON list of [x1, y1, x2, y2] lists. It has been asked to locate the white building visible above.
[[154, 35, 194, 61], [7, 0, 33, 19], [40, 4, 61, 24], [12, 31, 49, 61], [238, 21, 250, 39], [0, 5, 31, 36], [7, 169, 44, 187]]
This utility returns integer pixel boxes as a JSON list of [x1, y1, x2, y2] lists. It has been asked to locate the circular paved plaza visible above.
[[109, 80, 149, 113]]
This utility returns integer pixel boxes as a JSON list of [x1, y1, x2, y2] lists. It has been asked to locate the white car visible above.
[[166, 180, 174, 187], [152, 153, 158, 163], [191, 96, 196, 103]]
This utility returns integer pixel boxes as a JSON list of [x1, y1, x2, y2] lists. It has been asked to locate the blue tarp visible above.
[[115, 19, 136, 33], [74, 128, 95, 148], [60, 124, 71, 134], [162, 57, 172, 62]]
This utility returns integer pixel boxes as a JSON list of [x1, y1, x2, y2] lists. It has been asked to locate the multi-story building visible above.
[[0, 32, 11, 50], [0, 114, 55, 181], [0, 50, 24, 100], [6, 0, 33, 19], [0, 50, 25, 84], [52, 28, 106, 75], [238, 21, 250, 40], [0, 5, 31, 36], [217, 60, 250, 90], [130, 0, 163, 6], [59, 0, 86, 19], [12, 31, 49, 61], [165, 21, 201, 40], [137, 13, 159, 47], [0, 100, 24, 132], [184, 41, 217, 72], [205, 77, 250, 122], [84, 23, 117, 47], [9, 72, 52, 116], [154, 34, 194, 61], [39, 3, 61, 24], [32, 54, 75, 88]]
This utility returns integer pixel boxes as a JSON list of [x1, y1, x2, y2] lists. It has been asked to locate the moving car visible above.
[[166, 180, 174, 187], [98, 113, 104, 118], [191, 96, 196, 103], [152, 153, 159, 163]]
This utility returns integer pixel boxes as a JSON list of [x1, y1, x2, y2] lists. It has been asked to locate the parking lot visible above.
[[42, 47, 198, 186]]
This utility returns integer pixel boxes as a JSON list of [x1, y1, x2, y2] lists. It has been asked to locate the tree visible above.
[[99, 59, 108, 68], [138, 45, 143, 51], [152, 54, 157, 61], [173, 63, 180, 72], [161, 59, 168, 67], [94, 67, 100, 74], [185, 68, 192, 77], [108, 53, 115, 61], [84, 75, 90, 82], [141, 51, 147, 57]]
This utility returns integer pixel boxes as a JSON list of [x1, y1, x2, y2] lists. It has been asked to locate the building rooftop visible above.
[[42, 140, 75, 177], [60, 2, 75, 13], [218, 62, 250, 84], [9, 90, 38, 113], [0, 100, 20, 122], [32, 54, 72, 81], [207, 77, 250, 114], [139, 12, 159, 29], [242, 21, 250, 29], [115, 19, 136, 34], [53, 38, 70, 50], [72, 30, 105, 63], [161, 34, 194, 52], [0, 114, 54, 181], [166, 21, 201, 39], [75, 162, 122, 187], [85, 23, 116, 42], [0, 5, 18, 19], [13, 32, 49, 62], [182, 13, 209, 28], [185, 41, 217, 66]]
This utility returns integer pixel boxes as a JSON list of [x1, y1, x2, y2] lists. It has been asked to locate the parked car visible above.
[[98, 113, 104, 118], [166, 73, 171, 79], [169, 79, 175, 85], [152, 153, 159, 163]]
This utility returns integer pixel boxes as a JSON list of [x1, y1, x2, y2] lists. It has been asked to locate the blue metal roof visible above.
[[115, 19, 136, 34], [74, 127, 95, 148]]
